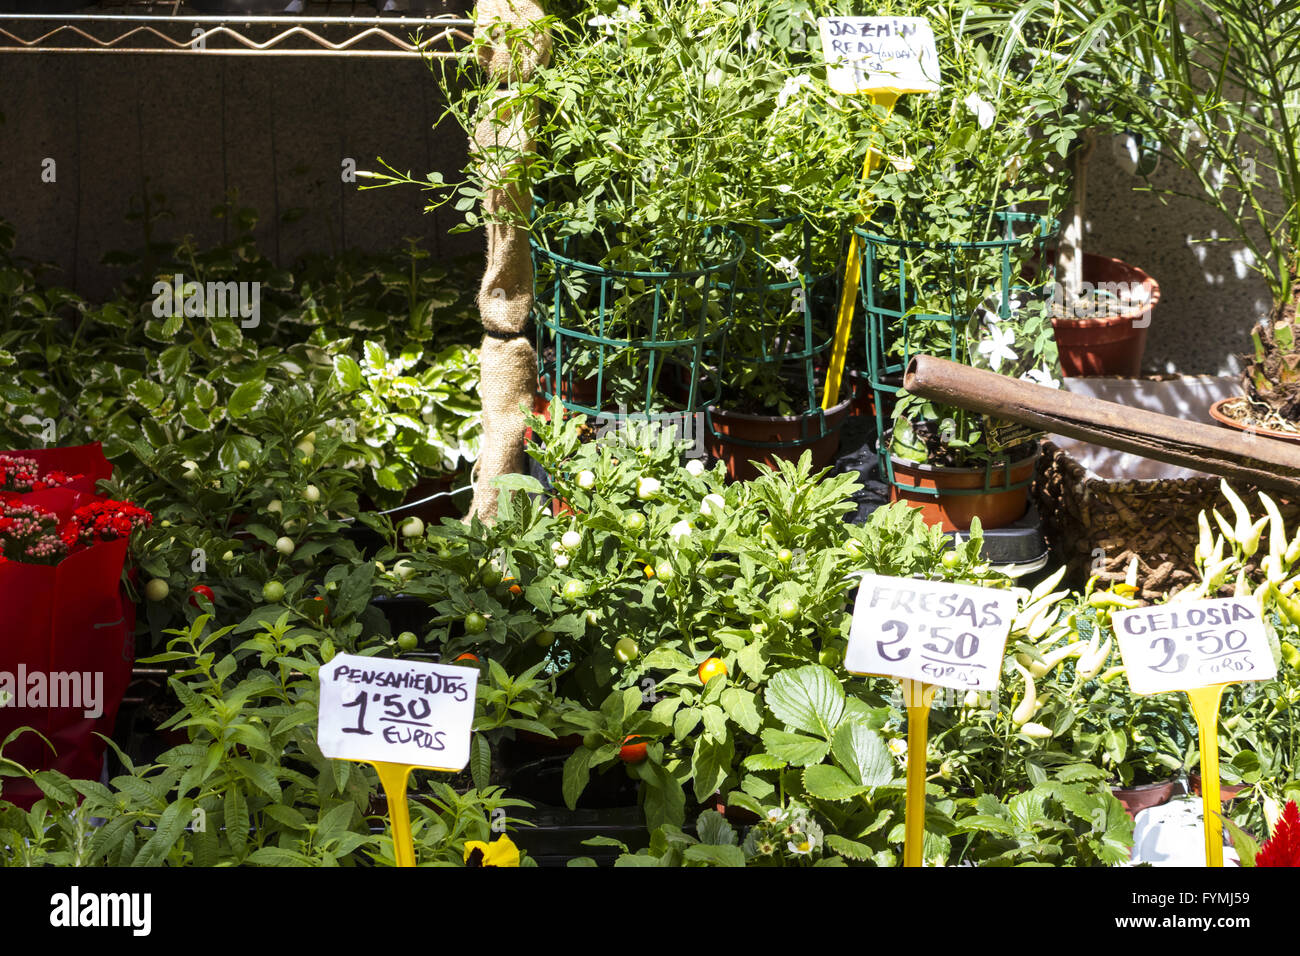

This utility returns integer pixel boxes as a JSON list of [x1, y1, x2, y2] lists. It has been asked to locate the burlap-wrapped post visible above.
[[467, 0, 550, 523]]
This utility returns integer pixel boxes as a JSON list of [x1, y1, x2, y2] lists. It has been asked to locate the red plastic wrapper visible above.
[[0, 444, 136, 809], [7, 442, 114, 496]]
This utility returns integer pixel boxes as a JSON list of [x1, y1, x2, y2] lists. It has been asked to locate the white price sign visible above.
[[817, 16, 940, 95], [1112, 597, 1276, 695], [318, 653, 479, 771], [845, 574, 1016, 690]]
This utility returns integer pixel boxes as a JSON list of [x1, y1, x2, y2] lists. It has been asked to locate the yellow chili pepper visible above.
[[1213, 507, 1237, 545], [1196, 510, 1214, 564], [1242, 516, 1270, 559], [1260, 491, 1288, 562], [1221, 479, 1253, 546]]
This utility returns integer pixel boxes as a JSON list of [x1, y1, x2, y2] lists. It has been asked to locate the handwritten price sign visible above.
[[318, 653, 479, 772], [845, 574, 1016, 691], [1112, 598, 1277, 696], [817, 16, 940, 95]]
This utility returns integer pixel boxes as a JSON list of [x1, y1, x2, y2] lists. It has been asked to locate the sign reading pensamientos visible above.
[[845, 574, 1016, 690], [318, 653, 479, 771], [1112, 597, 1277, 695], [817, 16, 940, 95]]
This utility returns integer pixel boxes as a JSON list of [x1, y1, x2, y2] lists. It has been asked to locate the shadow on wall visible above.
[[0, 39, 478, 298], [1086, 131, 1274, 377]]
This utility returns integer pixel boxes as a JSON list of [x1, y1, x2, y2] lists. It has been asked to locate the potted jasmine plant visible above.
[[852, 0, 1117, 530]]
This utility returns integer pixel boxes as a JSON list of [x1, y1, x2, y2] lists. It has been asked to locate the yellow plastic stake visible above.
[[822, 89, 900, 411], [372, 760, 417, 868], [1185, 684, 1228, 868], [900, 678, 937, 867]]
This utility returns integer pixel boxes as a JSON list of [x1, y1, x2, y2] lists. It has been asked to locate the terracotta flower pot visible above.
[[706, 399, 852, 483], [1111, 778, 1181, 819], [887, 446, 1040, 532], [1051, 253, 1159, 377], [848, 369, 874, 418], [1208, 397, 1300, 446], [1188, 773, 1247, 803]]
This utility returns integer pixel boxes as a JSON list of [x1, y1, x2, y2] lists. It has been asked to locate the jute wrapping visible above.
[[474, 0, 551, 82], [466, 2, 549, 522]]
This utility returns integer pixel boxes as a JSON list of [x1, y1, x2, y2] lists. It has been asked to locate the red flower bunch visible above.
[[0, 497, 152, 567], [67, 499, 154, 547], [0, 454, 84, 493], [0, 499, 68, 566], [1256, 800, 1300, 867]]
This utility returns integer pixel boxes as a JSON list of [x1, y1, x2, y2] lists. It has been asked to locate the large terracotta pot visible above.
[[1051, 252, 1159, 377], [706, 399, 852, 482], [1111, 778, 1181, 820], [888, 445, 1040, 532]]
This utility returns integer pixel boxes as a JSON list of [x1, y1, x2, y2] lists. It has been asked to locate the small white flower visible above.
[[576, 469, 596, 490], [1020, 365, 1061, 389], [976, 324, 1019, 373], [787, 839, 814, 855], [765, 807, 787, 824], [684, 459, 705, 477], [745, 25, 763, 51], [963, 91, 995, 130], [775, 183, 792, 194], [636, 476, 661, 500], [888, 738, 907, 757], [561, 529, 582, 550], [554, 553, 570, 569], [669, 519, 693, 540], [776, 74, 812, 109], [773, 255, 800, 280]]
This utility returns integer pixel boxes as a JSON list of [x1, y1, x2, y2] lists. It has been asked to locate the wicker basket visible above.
[[1034, 440, 1299, 601]]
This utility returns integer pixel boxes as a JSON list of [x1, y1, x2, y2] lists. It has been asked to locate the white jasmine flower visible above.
[[776, 74, 812, 109], [977, 324, 1020, 372], [964, 91, 995, 130], [773, 255, 800, 280], [1021, 365, 1061, 389]]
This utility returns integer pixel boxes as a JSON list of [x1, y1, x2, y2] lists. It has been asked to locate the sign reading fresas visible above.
[[816, 16, 940, 95], [318, 653, 479, 771], [1112, 597, 1277, 695], [845, 574, 1016, 690]]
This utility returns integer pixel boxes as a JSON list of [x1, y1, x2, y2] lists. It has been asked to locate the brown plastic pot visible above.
[[1188, 773, 1247, 803], [1111, 778, 1181, 819], [1051, 252, 1159, 377], [887, 445, 1040, 532], [1208, 397, 1300, 446], [706, 399, 852, 483]]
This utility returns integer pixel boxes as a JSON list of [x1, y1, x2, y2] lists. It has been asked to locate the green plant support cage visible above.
[[704, 215, 844, 451], [530, 220, 744, 423], [856, 209, 1056, 498]]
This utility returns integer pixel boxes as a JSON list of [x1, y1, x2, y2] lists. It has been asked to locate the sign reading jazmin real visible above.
[[816, 16, 941, 95]]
